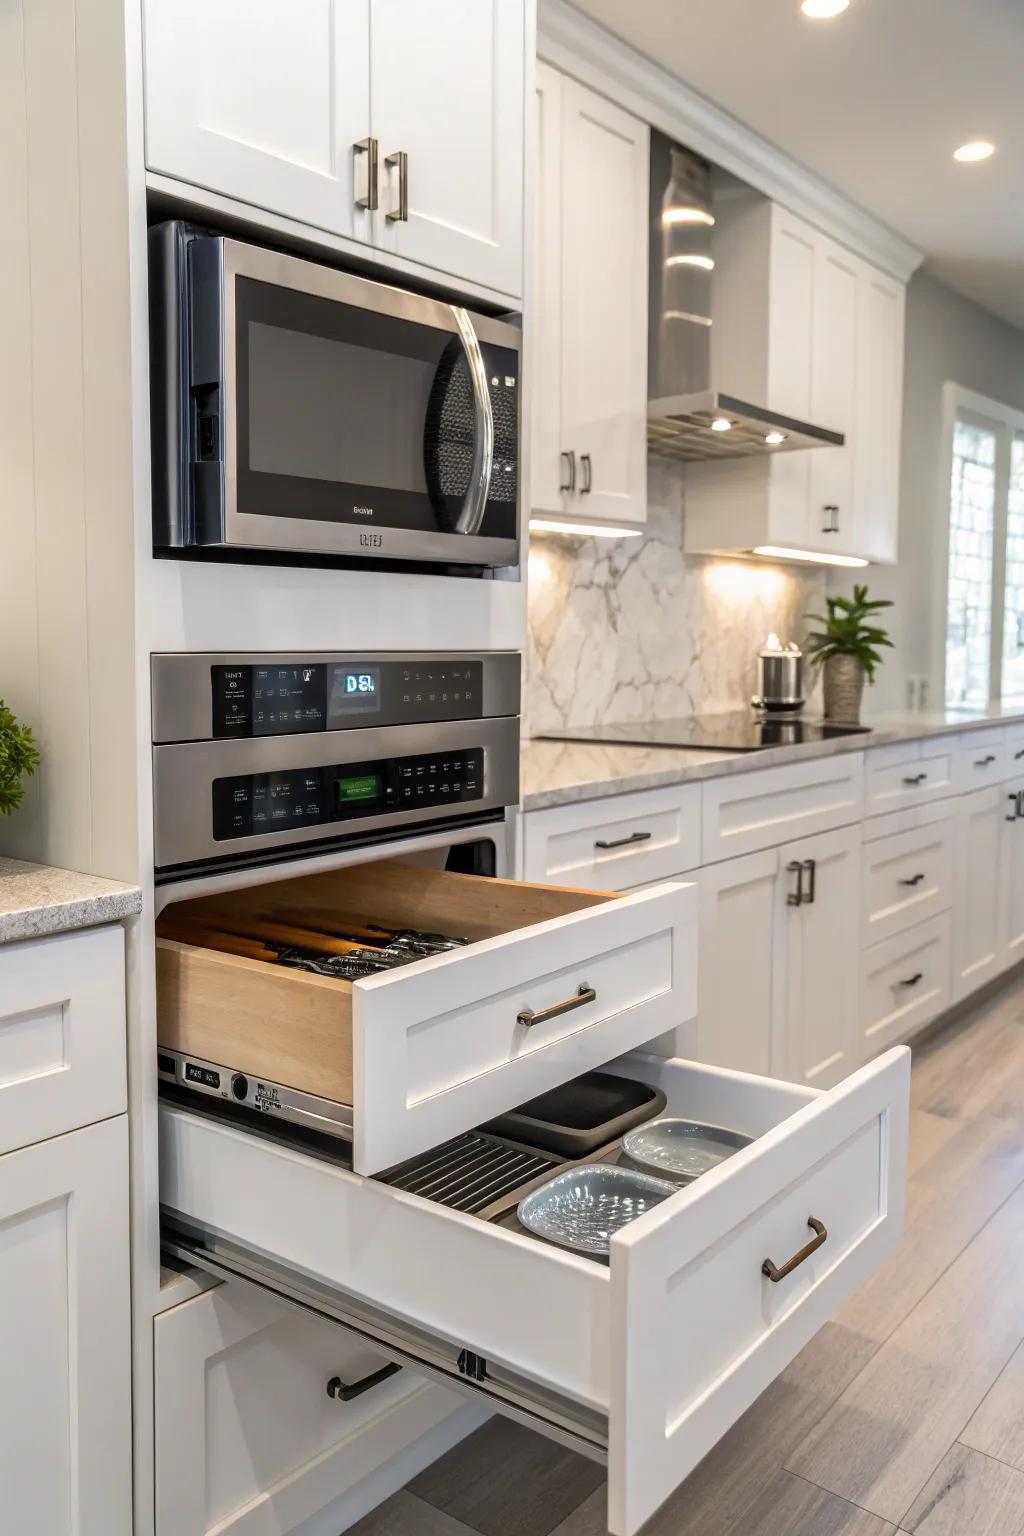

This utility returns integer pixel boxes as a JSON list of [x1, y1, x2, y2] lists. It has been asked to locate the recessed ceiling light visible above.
[[765, 431, 787, 445], [800, 0, 850, 17], [711, 418, 733, 432], [662, 208, 715, 227], [953, 140, 995, 163], [665, 254, 715, 271]]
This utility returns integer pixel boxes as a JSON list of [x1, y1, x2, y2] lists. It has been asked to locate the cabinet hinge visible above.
[[457, 1348, 488, 1381]]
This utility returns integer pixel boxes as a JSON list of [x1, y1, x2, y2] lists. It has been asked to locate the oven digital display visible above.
[[336, 772, 383, 805], [328, 664, 382, 716]]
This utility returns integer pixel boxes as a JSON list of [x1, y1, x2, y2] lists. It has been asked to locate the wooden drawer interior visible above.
[[156, 860, 616, 1106]]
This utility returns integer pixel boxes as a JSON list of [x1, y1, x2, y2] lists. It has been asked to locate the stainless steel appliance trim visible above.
[[451, 308, 494, 537], [154, 814, 514, 915], [153, 715, 520, 869], [151, 650, 522, 744], [157, 1050, 355, 1140], [162, 1222, 608, 1460], [215, 236, 520, 563]]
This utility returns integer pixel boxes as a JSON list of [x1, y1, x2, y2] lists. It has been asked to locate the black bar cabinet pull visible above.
[[902, 772, 927, 786], [327, 1362, 402, 1402], [802, 858, 816, 904], [786, 860, 804, 907], [898, 872, 926, 887], [976, 754, 997, 767], [595, 830, 652, 850], [898, 972, 924, 988]]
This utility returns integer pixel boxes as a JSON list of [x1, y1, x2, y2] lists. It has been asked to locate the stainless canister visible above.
[[753, 635, 805, 714]]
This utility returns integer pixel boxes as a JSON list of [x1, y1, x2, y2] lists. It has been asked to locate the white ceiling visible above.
[[570, 0, 1024, 330]]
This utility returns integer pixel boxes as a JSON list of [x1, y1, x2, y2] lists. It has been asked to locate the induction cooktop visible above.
[[540, 712, 871, 753]]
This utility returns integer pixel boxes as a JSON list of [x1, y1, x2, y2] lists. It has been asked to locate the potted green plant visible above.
[[805, 585, 893, 725], [0, 700, 40, 816]]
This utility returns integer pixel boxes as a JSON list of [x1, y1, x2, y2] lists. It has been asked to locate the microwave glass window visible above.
[[233, 277, 517, 542]]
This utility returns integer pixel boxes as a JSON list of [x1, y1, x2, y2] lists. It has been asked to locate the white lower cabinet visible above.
[[858, 912, 952, 1058], [694, 850, 778, 1077], [953, 785, 1007, 1000], [1001, 773, 1024, 967], [155, 1279, 466, 1536], [775, 824, 862, 1089], [0, 1115, 131, 1536], [160, 1045, 910, 1536]]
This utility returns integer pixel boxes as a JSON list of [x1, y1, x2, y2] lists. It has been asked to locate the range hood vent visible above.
[[646, 134, 844, 464], [647, 391, 844, 463]]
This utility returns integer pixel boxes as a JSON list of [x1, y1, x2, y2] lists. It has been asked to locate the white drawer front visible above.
[[861, 812, 953, 946], [521, 785, 702, 891], [1006, 722, 1024, 776], [865, 739, 956, 816], [701, 754, 864, 864], [155, 1279, 461, 1536], [0, 925, 126, 1153], [858, 914, 952, 1060], [161, 1047, 909, 1536], [355, 881, 694, 1173], [956, 726, 1008, 790]]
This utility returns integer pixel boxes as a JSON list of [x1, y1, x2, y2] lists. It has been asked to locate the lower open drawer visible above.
[[160, 1046, 910, 1535]]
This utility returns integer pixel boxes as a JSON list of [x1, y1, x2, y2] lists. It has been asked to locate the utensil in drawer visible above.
[[622, 1118, 753, 1182], [517, 1164, 677, 1257], [481, 1071, 667, 1158]]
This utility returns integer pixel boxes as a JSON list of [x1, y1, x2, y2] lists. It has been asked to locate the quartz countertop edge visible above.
[[520, 708, 1024, 812], [0, 858, 142, 944]]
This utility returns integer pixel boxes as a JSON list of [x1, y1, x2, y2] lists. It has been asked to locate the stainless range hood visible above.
[[646, 136, 843, 463], [647, 391, 845, 463]]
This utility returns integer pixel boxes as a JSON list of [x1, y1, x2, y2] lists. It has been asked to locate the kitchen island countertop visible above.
[[520, 706, 1024, 812], [0, 857, 142, 944]]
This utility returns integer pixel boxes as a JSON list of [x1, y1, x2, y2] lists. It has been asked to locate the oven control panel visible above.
[[212, 659, 484, 739], [213, 747, 484, 840]]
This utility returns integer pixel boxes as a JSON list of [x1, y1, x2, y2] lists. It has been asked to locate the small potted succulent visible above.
[[0, 700, 40, 816], [805, 585, 893, 725]]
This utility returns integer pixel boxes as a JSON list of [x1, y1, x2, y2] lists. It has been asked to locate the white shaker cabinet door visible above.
[[144, 0, 372, 243], [695, 850, 779, 1077], [530, 61, 566, 515], [369, 0, 525, 298], [808, 239, 859, 553], [1001, 775, 1024, 968], [776, 824, 862, 1088], [559, 77, 649, 526], [852, 263, 905, 563], [953, 784, 1007, 1000], [0, 1117, 131, 1536]]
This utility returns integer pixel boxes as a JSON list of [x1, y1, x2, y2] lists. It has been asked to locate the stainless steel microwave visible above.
[[149, 223, 521, 568]]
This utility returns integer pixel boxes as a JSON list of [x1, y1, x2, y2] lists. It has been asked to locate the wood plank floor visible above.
[[348, 971, 1024, 1536]]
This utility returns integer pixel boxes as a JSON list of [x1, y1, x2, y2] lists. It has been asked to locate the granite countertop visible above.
[[520, 706, 1024, 812], [0, 858, 142, 944]]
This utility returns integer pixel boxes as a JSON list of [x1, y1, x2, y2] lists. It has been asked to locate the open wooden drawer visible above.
[[160, 1046, 910, 1535], [156, 860, 694, 1174]]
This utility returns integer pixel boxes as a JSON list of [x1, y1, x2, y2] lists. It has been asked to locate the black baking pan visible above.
[[480, 1070, 667, 1158]]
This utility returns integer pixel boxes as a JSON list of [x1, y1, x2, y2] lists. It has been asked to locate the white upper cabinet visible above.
[[143, 0, 372, 241], [369, 0, 525, 298], [143, 0, 526, 300], [686, 195, 905, 564], [531, 64, 649, 528]]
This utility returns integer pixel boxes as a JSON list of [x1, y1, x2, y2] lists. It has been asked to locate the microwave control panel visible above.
[[212, 747, 485, 841], [212, 659, 484, 739]]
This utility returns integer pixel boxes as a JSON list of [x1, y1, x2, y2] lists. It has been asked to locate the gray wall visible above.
[[832, 270, 1024, 715]]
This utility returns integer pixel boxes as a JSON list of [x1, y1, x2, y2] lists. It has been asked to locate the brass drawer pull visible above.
[[762, 1217, 828, 1283], [517, 984, 596, 1029], [595, 831, 652, 850]]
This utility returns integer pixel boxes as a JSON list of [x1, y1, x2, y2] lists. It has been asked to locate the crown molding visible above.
[[538, 0, 924, 284]]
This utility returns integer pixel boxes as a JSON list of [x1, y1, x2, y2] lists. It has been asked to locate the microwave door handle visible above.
[[450, 306, 494, 536]]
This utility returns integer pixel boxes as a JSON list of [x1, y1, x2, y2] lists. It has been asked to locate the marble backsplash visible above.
[[525, 457, 826, 736]]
